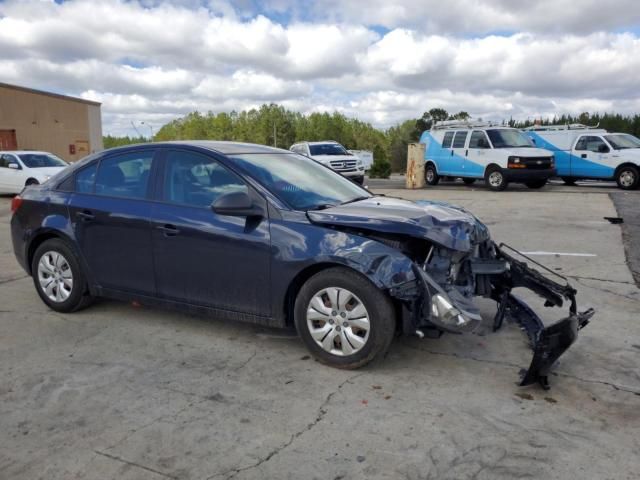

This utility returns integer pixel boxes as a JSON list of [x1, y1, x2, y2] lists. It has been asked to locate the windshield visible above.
[[486, 129, 533, 148], [19, 153, 68, 168], [604, 134, 640, 150], [229, 153, 370, 210], [309, 143, 350, 156]]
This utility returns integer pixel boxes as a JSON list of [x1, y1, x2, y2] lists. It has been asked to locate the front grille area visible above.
[[522, 157, 553, 170], [330, 159, 358, 171]]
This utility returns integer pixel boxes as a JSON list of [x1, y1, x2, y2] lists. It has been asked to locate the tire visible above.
[[31, 239, 93, 313], [462, 178, 476, 185], [352, 176, 365, 185], [425, 163, 440, 186], [294, 267, 396, 369], [562, 177, 577, 186], [525, 179, 547, 189], [484, 166, 509, 191], [616, 165, 640, 190], [26, 178, 39, 186]]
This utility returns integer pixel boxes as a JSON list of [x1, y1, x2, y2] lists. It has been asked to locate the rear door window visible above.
[[441, 132, 455, 148], [94, 151, 154, 199], [452, 131, 468, 148]]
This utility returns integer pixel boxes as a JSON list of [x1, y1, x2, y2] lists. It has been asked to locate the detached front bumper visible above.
[[402, 243, 594, 389]]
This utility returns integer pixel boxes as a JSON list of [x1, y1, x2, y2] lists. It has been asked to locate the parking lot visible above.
[[1, 182, 639, 480]]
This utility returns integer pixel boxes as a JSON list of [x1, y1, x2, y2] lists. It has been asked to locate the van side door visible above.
[[572, 135, 616, 179], [464, 130, 491, 178], [435, 131, 455, 175], [447, 131, 467, 175]]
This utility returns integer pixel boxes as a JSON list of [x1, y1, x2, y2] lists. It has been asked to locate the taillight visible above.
[[11, 195, 23, 214]]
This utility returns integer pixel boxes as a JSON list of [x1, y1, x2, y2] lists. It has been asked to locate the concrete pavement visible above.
[[1, 187, 639, 480]]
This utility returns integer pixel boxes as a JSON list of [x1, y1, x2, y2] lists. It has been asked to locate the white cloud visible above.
[[0, 0, 638, 136]]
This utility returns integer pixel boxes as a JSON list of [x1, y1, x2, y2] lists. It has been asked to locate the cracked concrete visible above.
[[1, 186, 640, 480]]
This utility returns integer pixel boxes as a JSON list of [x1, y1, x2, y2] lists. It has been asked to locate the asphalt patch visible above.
[[610, 193, 640, 287]]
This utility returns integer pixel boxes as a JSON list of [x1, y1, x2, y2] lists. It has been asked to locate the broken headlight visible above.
[[430, 293, 477, 332]]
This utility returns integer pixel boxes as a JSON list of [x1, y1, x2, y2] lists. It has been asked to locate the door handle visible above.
[[451, 150, 454, 156], [76, 210, 94, 221], [156, 224, 180, 236], [465, 149, 468, 156], [581, 154, 587, 158]]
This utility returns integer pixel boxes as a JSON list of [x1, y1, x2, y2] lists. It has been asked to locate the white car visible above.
[[290, 141, 365, 184], [0, 151, 69, 194]]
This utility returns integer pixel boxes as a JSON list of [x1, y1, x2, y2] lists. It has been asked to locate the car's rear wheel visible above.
[[485, 166, 508, 191], [294, 267, 395, 369], [616, 165, 639, 190], [462, 178, 476, 185], [525, 179, 547, 189], [32, 239, 93, 313], [425, 164, 440, 186]]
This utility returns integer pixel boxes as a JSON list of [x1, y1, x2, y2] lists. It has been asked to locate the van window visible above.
[[452, 131, 468, 148], [442, 132, 455, 148], [469, 131, 490, 149]]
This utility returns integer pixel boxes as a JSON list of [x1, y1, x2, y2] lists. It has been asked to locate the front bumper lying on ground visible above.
[[398, 242, 594, 389]]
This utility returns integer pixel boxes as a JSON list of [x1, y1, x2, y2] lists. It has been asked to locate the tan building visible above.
[[0, 82, 103, 162]]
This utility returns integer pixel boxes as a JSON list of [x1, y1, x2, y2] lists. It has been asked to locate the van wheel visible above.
[[462, 178, 476, 185], [294, 267, 396, 369], [485, 167, 508, 191], [525, 180, 547, 189], [425, 164, 440, 186], [616, 165, 639, 190], [562, 177, 577, 186]]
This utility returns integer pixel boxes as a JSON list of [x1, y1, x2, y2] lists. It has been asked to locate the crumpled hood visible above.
[[307, 196, 490, 252]]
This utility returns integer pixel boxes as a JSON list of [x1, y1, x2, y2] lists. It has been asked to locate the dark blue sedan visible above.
[[10, 141, 593, 386]]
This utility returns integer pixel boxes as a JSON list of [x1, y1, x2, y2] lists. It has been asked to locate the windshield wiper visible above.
[[306, 203, 338, 211], [340, 196, 370, 206]]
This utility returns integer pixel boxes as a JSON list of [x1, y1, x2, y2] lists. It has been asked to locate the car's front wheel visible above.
[[294, 267, 395, 369], [32, 239, 93, 313]]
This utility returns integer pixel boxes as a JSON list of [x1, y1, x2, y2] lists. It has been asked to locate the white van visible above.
[[419, 121, 556, 191], [523, 124, 640, 190]]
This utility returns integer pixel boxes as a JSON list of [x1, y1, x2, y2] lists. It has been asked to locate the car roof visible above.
[[101, 141, 293, 156]]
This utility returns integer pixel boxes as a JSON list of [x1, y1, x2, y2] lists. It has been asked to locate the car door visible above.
[[464, 130, 490, 177], [0, 154, 25, 192], [448, 131, 468, 175], [572, 135, 616, 178], [150, 148, 271, 316], [67, 149, 158, 295]]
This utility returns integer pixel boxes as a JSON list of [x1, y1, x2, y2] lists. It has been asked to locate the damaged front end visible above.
[[306, 196, 594, 388], [394, 241, 594, 389]]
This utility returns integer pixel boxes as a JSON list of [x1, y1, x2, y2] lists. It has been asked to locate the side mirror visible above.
[[8, 162, 20, 170], [598, 144, 609, 153], [211, 191, 262, 217]]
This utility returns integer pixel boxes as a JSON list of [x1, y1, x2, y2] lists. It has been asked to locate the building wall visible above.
[[0, 84, 103, 162]]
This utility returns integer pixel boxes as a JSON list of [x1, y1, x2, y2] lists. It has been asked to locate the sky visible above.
[[1, 0, 639, 137]]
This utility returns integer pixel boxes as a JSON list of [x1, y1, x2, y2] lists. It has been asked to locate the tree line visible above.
[[104, 106, 640, 175]]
